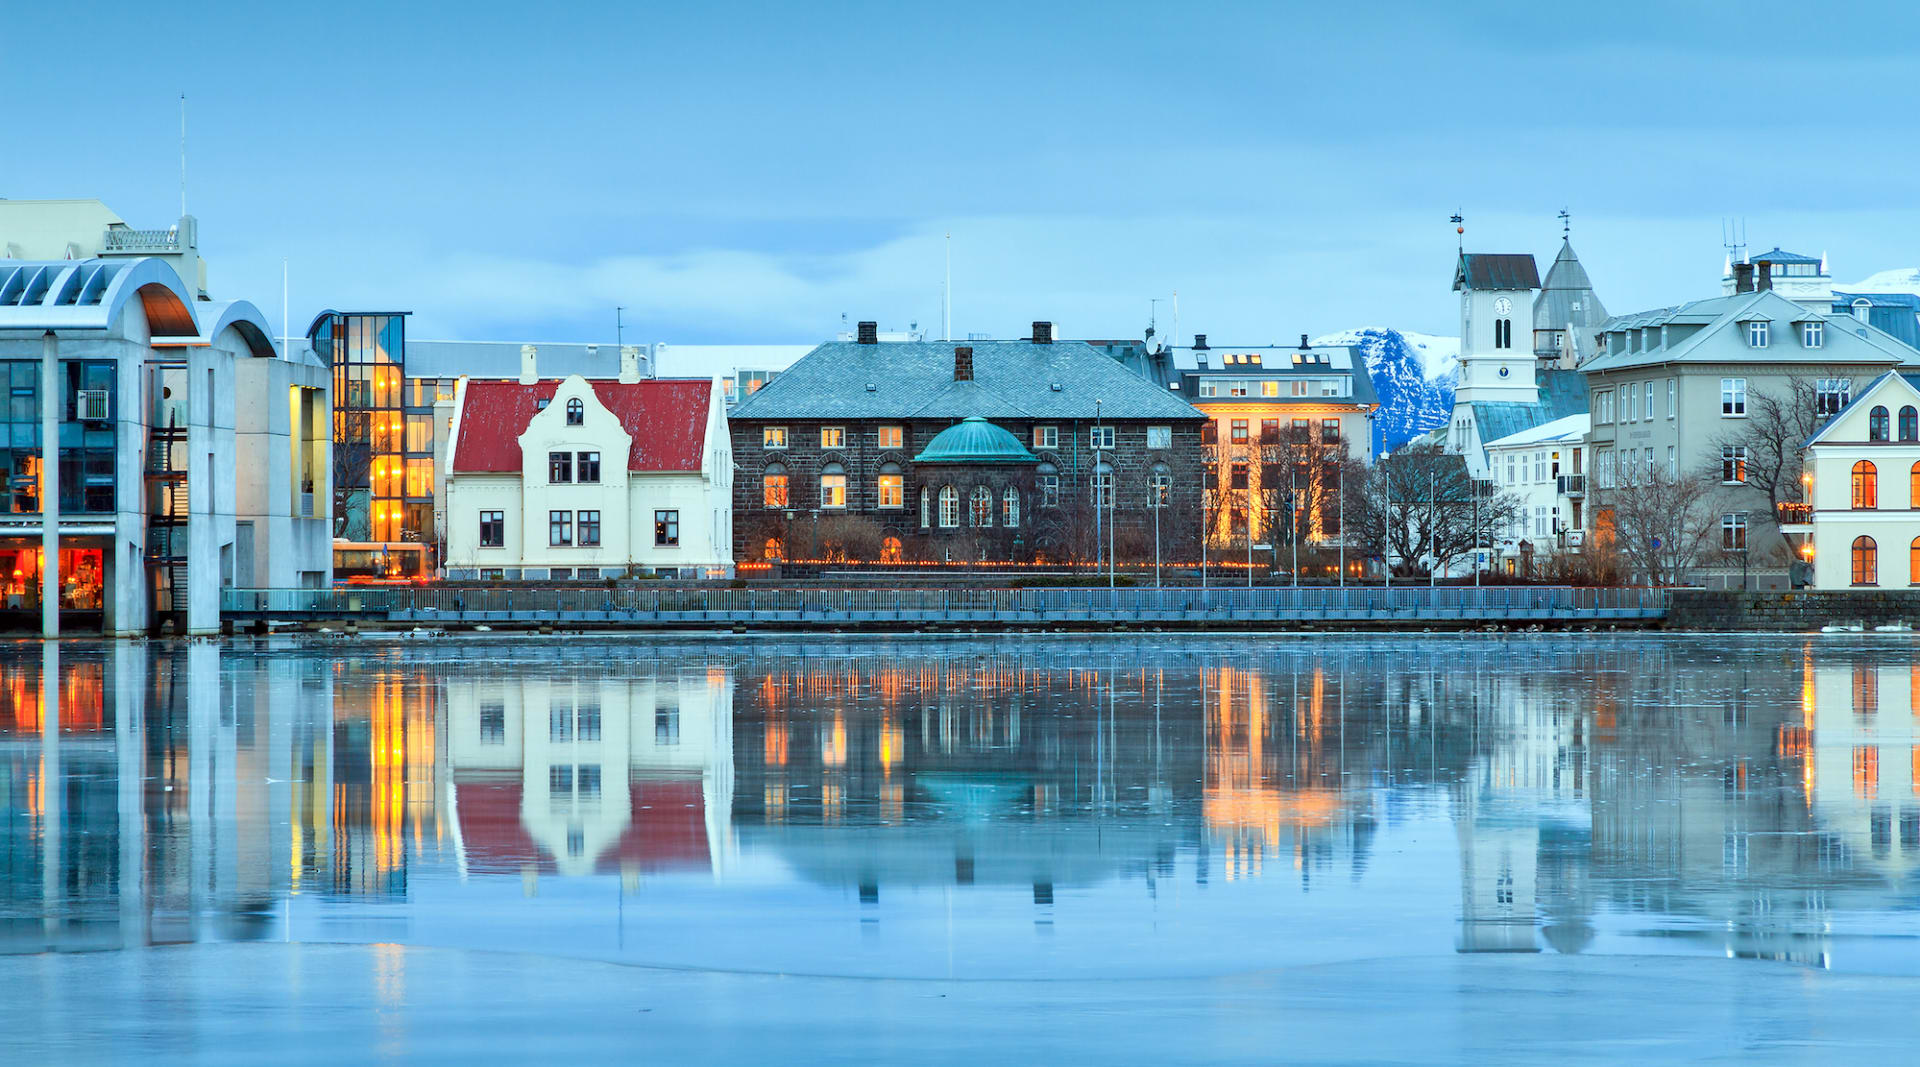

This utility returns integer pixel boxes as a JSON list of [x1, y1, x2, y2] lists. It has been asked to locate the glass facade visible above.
[[311, 313, 436, 561], [0, 359, 117, 515]]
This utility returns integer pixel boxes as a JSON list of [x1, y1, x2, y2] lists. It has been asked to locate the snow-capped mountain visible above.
[[1839, 268, 1920, 295], [1314, 328, 1459, 455]]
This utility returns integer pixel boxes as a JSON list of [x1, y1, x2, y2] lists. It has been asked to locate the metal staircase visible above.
[[145, 366, 189, 634]]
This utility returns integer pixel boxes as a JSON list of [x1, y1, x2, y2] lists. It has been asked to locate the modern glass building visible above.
[[308, 311, 439, 576]]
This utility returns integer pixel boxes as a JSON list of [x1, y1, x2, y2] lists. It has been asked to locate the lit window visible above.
[[654, 509, 679, 547], [1853, 535, 1878, 585], [1033, 425, 1058, 449], [970, 486, 993, 527], [877, 468, 903, 508], [1262, 381, 1280, 397], [1228, 381, 1249, 397], [1721, 446, 1747, 484], [1853, 460, 1879, 509], [819, 465, 847, 508], [881, 536, 903, 563], [763, 426, 788, 449], [821, 426, 845, 449], [763, 464, 789, 508], [877, 425, 903, 449]]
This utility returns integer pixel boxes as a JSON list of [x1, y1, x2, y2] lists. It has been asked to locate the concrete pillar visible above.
[[519, 344, 538, 385], [115, 642, 149, 948], [41, 641, 60, 945], [41, 331, 59, 637]]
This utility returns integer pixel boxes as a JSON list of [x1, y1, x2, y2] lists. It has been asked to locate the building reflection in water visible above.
[[0, 637, 1916, 968]]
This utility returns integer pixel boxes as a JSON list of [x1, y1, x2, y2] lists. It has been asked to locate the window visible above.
[[1721, 446, 1748, 484], [1666, 446, 1676, 477], [1495, 318, 1512, 349], [938, 485, 959, 528], [1092, 466, 1113, 509], [1198, 381, 1219, 398], [654, 510, 679, 546], [1853, 535, 1879, 585], [1033, 425, 1058, 449], [1902, 407, 1919, 442], [578, 510, 601, 547], [877, 425, 903, 449], [566, 397, 584, 425], [1666, 379, 1675, 419], [1321, 418, 1340, 444], [1803, 321, 1825, 348], [548, 451, 573, 483], [1747, 321, 1770, 348], [765, 537, 785, 560], [1292, 380, 1312, 397], [577, 451, 601, 483], [1230, 419, 1249, 443], [576, 765, 601, 798], [1624, 387, 1636, 423], [549, 510, 572, 546], [882, 536, 903, 563], [1003, 486, 1019, 527], [877, 467, 904, 508], [1151, 465, 1172, 506], [1261, 380, 1280, 398], [1230, 461, 1249, 490], [1721, 378, 1747, 416], [1870, 406, 1891, 442], [816, 426, 845, 449], [1291, 418, 1310, 440], [479, 510, 504, 548], [1256, 418, 1277, 443], [1505, 455, 1517, 485], [970, 486, 993, 527], [479, 704, 505, 744], [1722, 512, 1747, 551], [763, 464, 789, 508], [1853, 298, 1873, 324], [919, 487, 930, 528], [1817, 378, 1854, 417], [763, 426, 788, 449], [1201, 421, 1218, 445], [1038, 465, 1060, 507], [1228, 380, 1249, 397], [819, 464, 846, 508], [1089, 425, 1115, 450], [1853, 460, 1878, 508], [1645, 382, 1655, 420], [1147, 425, 1172, 449]]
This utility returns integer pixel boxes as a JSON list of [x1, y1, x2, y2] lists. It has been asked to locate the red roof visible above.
[[452, 378, 712, 473]]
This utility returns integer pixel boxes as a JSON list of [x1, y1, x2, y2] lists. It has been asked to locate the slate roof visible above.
[[728, 340, 1204, 421], [1581, 290, 1920, 374], [452, 378, 712, 473], [1750, 247, 1821, 266], [1468, 368, 1589, 447], [1454, 253, 1541, 292]]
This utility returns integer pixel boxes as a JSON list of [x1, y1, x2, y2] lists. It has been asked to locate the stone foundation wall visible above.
[[1667, 589, 1920, 631]]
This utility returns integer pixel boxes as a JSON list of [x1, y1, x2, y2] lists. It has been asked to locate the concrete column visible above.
[[41, 331, 59, 637], [115, 642, 149, 948], [41, 641, 60, 945]]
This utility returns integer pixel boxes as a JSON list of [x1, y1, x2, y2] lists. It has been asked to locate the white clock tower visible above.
[[1445, 245, 1542, 477]]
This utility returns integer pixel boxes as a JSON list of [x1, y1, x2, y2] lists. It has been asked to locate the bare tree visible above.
[[1602, 465, 1721, 586], [333, 438, 371, 540], [1711, 374, 1824, 553], [1342, 444, 1524, 578]]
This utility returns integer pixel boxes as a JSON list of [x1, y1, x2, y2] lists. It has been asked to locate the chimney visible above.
[[1299, 333, 1310, 350], [619, 344, 642, 383], [953, 345, 974, 382], [856, 320, 878, 344], [1733, 262, 1755, 294], [1193, 333, 1208, 350], [519, 344, 537, 384], [1031, 321, 1053, 344], [1756, 260, 1774, 292]]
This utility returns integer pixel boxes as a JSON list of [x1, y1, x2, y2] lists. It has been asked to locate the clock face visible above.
[[1493, 297, 1514, 316]]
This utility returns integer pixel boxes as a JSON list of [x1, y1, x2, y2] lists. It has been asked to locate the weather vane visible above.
[[1450, 211, 1464, 251], [1558, 208, 1570, 238]]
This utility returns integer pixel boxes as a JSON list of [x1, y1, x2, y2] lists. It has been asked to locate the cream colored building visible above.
[[1801, 369, 1920, 588], [442, 371, 732, 579]]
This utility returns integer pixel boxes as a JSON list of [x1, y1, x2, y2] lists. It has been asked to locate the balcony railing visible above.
[[1557, 474, 1585, 496], [100, 227, 183, 253], [1777, 501, 1812, 525]]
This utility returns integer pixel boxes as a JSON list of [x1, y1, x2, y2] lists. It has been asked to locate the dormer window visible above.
[[1747, 321, 1770, 348], [566, 397, 584, 425], [1248, 354, 1262, 365], [1802, 321, 1824, 348], [1853, 298, 1872, 324]]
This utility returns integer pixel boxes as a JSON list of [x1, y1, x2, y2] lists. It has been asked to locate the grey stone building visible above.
[[726, 324, 1207, 566]]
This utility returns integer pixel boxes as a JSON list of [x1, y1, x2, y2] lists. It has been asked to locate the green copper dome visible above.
[[912, 416, 1038, 464]]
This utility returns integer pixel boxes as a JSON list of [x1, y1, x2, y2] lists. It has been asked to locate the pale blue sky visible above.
[[7, 0, 1919, 348]]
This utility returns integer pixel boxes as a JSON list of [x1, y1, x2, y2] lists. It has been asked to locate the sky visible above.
[[7, 0, 1920, 349]]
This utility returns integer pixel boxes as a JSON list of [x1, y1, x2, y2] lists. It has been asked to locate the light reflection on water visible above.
[[1, 635, 1916, 978]]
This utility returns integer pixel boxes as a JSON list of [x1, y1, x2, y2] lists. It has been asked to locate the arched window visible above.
[[1870, 406, 1891, 442], [1853, 297, 1872, 324], [970, 485, 993, 527], [881, 536, 903, 563], [919, 487, 930, 529], [1912, 462, 1920, 509], [876, 462, 903, 509], [1002, 486, 1019, 528], [1151, 464, 1173, 507], [566, 397, 584, 425], [1901, 407, 1918, 442], [1092, 461, 1113, 509], [1911, 538, 1920, 586], [1853, 460, 1878, 509], [1036, 462, 1060, 508], [1853, 535, 1878, 585], [819, 462, 847, 508], [762, 463, 789, 508], [763, 536, 784, 560], [938, 485, 959, 528]]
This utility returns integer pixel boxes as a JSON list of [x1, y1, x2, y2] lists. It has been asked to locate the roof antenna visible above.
[[1558, 207, 1570, 239], [1451, 211, 1465, 253], [179, 93, 188, 219]]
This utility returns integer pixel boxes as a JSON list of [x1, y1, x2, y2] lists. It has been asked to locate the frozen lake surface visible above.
[[3, 633, 1917, 1061]]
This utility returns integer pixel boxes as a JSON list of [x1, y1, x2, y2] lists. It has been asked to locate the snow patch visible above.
[[1837, 268, 1920, 296]]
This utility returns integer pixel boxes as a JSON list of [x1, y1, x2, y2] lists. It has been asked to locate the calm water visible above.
[[2, 633, 1916, 979]]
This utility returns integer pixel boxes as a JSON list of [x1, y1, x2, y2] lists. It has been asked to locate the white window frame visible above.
[[820, 426, 845, 449], [1802, 321, 1824, 348], [1147, 425, 1172, 450], [1666, 379, 1675, 419], [1721, 445, 1747, 484], [1721, 378, 1747, 417], [1747, 321, 1769, 348], [763, 426, 788, 449], [1089, 425, 1115, 450], [1033, 425, 1058, 449]]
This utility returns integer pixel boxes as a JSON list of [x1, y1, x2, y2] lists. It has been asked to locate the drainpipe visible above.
[[42, 330, 59, 638]]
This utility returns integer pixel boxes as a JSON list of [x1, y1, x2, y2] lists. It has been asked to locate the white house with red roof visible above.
[[442, 373, 732, 579]]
